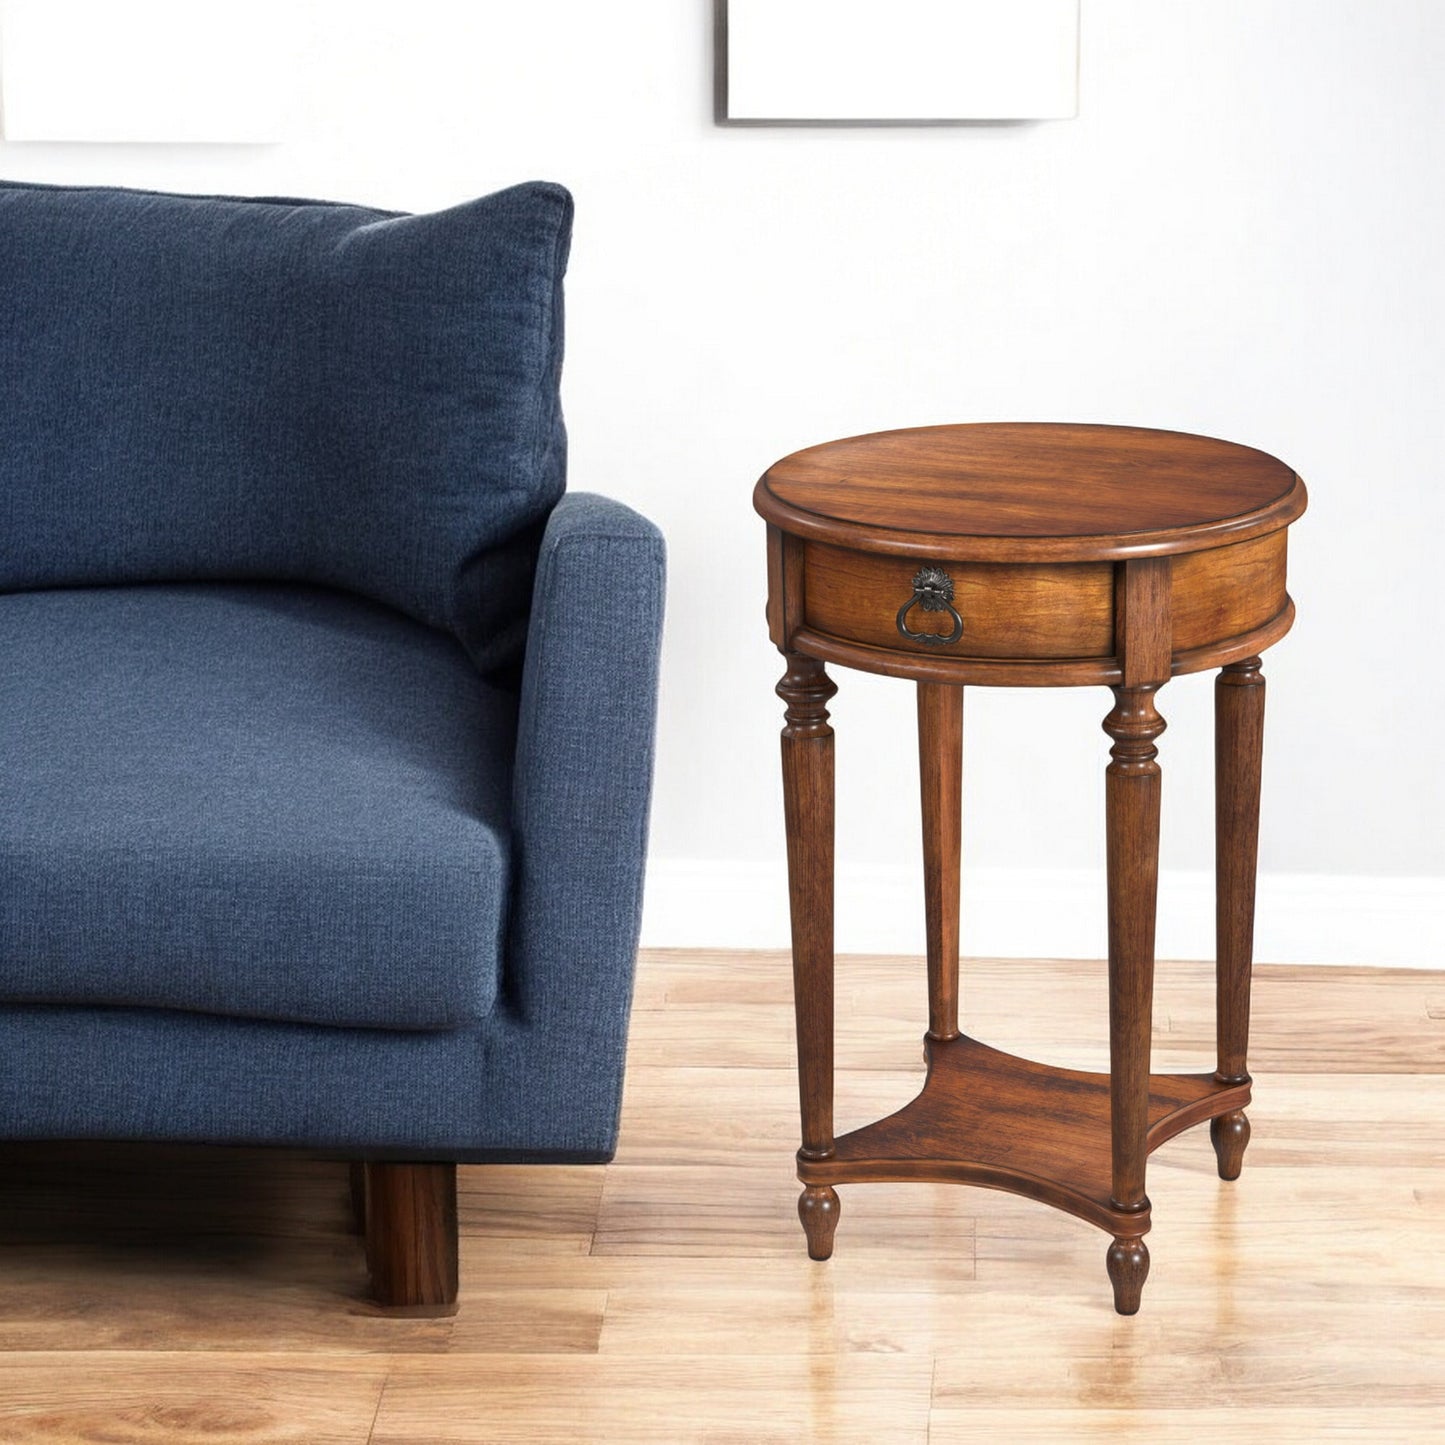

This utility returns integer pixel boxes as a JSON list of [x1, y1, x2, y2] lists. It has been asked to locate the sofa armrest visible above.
[[507, 492, 666, 1028]]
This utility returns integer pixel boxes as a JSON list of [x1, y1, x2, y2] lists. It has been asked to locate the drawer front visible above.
[[1170, 532, 1288, 653], [803, 544, 1116, 660]]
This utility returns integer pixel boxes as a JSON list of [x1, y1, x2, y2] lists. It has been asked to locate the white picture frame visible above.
[[726, 0, 1080, 122]]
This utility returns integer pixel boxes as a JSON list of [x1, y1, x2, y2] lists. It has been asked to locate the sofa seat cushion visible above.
[[0, 585, 515, 1030]]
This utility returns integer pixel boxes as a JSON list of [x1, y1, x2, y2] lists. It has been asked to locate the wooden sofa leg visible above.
[[364, 1161, 459, 1314], [348, 1162, 368, 1235]]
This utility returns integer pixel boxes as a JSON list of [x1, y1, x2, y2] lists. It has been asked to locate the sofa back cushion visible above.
[[0, 179, 571, 670]]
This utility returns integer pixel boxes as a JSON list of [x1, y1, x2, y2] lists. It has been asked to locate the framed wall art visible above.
[[725, 0, 1080, 123]]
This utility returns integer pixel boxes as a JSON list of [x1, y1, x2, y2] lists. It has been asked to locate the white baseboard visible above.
[[640, 859, 1445, 968]]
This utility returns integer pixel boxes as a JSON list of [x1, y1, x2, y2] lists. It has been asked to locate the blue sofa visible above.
[[0, 179, 665, 1309]]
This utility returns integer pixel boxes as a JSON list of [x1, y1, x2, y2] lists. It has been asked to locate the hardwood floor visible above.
[[1, 951, 1443, 1442]]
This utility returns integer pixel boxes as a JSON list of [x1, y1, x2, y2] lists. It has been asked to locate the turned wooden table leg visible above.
[[1213, 656, 1265, 1180], [918, 682, 963, 1043], [1103, 681, 1166, 1315], [365, 1161, 459, 1314], [778, 653, 841, 1260]]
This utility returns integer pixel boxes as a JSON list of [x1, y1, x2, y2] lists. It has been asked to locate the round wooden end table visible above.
[[753, 422, 1307, 1314]]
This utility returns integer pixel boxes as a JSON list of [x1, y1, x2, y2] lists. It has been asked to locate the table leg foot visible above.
[[798, 1184, 841, 1260], [1106, 1234, 1150, 1315], [1210, 1108, 1251, 1181]]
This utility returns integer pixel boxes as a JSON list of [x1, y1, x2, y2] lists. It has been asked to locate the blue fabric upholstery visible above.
[[0, 584, 515, 1029], [0, 178, 666, 1165], [0, 179, 571, 673], [0, 494, 666, 1156], [504, 493, 667, 1131]]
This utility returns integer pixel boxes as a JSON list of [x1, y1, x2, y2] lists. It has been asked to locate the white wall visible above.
[[3, 2, 1442, 964]]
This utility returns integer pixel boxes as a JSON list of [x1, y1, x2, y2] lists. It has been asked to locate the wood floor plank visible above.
[[457, 1164, 604, 1254], [631, 951, 1445, 1073], [932, 1341, 1445, 1408], [927, 1408, 1445, 1442], [615, 1066, 926, 1164], [591, 1163, 978, 1260], [459, 1239, 975, 1293], [368, 1355, 933, 1444], [0, 1355, 387, 1444], [0, 1254, 607, 1354]]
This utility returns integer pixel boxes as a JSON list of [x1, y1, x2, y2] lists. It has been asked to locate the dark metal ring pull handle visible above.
[[896, 565, 963, 647]]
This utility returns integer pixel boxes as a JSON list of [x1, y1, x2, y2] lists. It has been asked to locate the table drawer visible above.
[[803, 543, 1115, 660], [1170, 533, 1288, 653]]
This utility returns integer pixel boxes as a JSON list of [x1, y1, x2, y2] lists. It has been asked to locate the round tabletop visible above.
[[754, 423, 1306, 562]]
